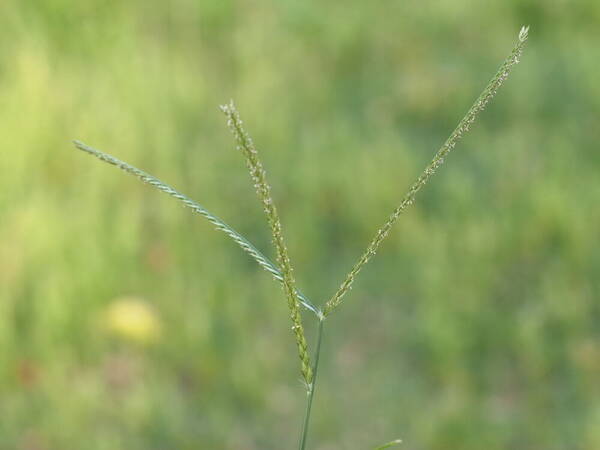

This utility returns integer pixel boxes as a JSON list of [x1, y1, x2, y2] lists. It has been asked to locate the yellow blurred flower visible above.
[[104, 296, 161, 344]]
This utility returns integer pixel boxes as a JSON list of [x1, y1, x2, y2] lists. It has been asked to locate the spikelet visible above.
[[323, 26, 530, 316], [220, 101, 314, 388]]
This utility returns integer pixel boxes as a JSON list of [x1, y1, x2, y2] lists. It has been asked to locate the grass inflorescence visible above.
[[74, 27, 529, 449]]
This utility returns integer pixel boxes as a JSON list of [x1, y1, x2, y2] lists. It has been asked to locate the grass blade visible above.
[[374, 439, 402, 449]]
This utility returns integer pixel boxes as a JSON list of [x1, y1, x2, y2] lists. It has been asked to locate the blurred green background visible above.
[[1, 1, 599, 449]]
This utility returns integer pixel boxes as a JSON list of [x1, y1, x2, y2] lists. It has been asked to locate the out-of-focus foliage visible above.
[[0, 1, 598, 449]]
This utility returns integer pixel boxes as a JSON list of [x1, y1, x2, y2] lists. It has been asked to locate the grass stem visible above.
[[299, 318, 325, 450]]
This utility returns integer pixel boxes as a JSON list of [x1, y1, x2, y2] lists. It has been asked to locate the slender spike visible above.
[[72, 140, 320, 316], [323, 27, 530, 316], [220, 102, 314, 388]]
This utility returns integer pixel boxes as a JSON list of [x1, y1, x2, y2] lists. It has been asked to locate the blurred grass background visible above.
[[1, 1, 599, 449]]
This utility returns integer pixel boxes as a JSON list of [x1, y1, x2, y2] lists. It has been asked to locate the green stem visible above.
[[299, 318, 325, 450]]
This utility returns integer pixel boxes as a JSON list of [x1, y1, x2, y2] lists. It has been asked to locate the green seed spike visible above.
[[72, 140, 320, 316], [323, 26, 529, 317], [220, 101, 314, 388]]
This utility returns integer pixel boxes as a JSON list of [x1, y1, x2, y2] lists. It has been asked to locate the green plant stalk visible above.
[[323, 26, 529, 316], [72, 140, 320, 316], [299, 317, 324, 450]]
